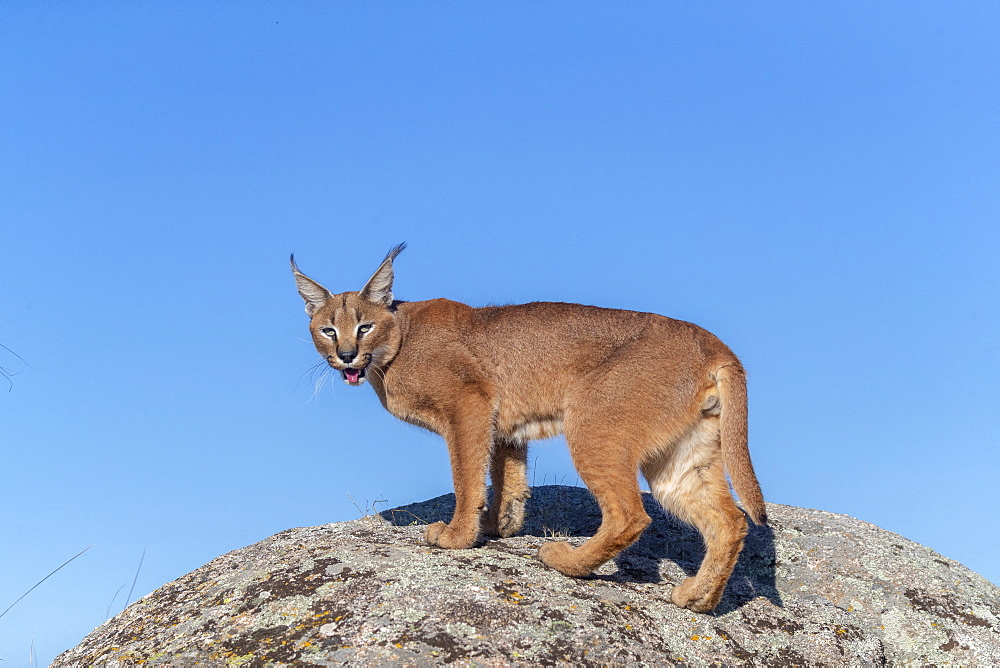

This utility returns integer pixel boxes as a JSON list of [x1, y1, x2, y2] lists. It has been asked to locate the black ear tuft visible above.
[[384, 242, 406, 263]]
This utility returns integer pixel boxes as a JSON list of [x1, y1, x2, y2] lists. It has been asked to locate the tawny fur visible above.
[[292, 245, 766, 613]]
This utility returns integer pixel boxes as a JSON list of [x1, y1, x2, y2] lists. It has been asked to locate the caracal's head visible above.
[[291, 243, 406, 386]]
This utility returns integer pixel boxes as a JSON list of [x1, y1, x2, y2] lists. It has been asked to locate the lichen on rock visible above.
[[55, 485, 1000, 666]]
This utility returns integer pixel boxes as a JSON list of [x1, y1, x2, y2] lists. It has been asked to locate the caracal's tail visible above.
[[716, 363, 767, 524]]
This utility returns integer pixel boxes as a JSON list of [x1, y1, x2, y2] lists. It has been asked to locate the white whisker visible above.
[[296, 359, 339, 405]]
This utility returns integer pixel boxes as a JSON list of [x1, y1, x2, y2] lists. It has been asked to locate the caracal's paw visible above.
[[537, 541, 594, 577], [424, 521, 478, 549], [670, 576, 723, 613], [483, 498, 527, 538]]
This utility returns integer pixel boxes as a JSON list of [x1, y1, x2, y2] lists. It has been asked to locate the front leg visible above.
[[425, 399, 493, 550], [484, 438, 530, 537]]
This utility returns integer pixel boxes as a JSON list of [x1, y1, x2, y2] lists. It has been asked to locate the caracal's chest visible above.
[[367, 367, 448, 434], [371, 360, 569, 444]]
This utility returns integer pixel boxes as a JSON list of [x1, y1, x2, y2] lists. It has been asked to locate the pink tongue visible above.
[[345, 369, 360, 383]]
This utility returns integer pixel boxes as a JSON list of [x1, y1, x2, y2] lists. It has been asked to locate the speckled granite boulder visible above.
[[55, 485, 1000, 666]]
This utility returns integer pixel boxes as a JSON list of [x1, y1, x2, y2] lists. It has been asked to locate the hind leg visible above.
[[484, 438, 530, 537], [538, 429, 650, 576], [667, 462, 747, 612], [645, 421, 748, 612]]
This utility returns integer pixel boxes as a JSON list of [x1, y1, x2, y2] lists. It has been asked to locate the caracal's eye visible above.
[[321, 327, 336, 338], [358, 323, 373, 335]]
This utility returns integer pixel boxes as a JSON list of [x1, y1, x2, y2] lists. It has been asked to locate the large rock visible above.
[[56, 485, 1000, 666]]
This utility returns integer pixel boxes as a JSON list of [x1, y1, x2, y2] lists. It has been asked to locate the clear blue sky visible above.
[[2, 2, 997, 663]]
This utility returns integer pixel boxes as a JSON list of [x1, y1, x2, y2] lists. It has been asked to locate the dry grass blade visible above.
[[0, 545, 93, 620]]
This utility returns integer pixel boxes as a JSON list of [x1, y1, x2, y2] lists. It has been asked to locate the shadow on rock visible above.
[[722, 521, 782, 612], [382, 484, 781, 611]]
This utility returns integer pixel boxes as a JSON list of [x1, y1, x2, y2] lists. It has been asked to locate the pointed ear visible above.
[[359, 243, 406, 306], [290, 254, 332, 317]]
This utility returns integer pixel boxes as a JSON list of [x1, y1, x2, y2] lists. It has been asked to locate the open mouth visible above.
[[341, 366, 367, 385]]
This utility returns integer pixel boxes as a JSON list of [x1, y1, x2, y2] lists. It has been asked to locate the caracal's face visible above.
[[308, 292, 399, 386]]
